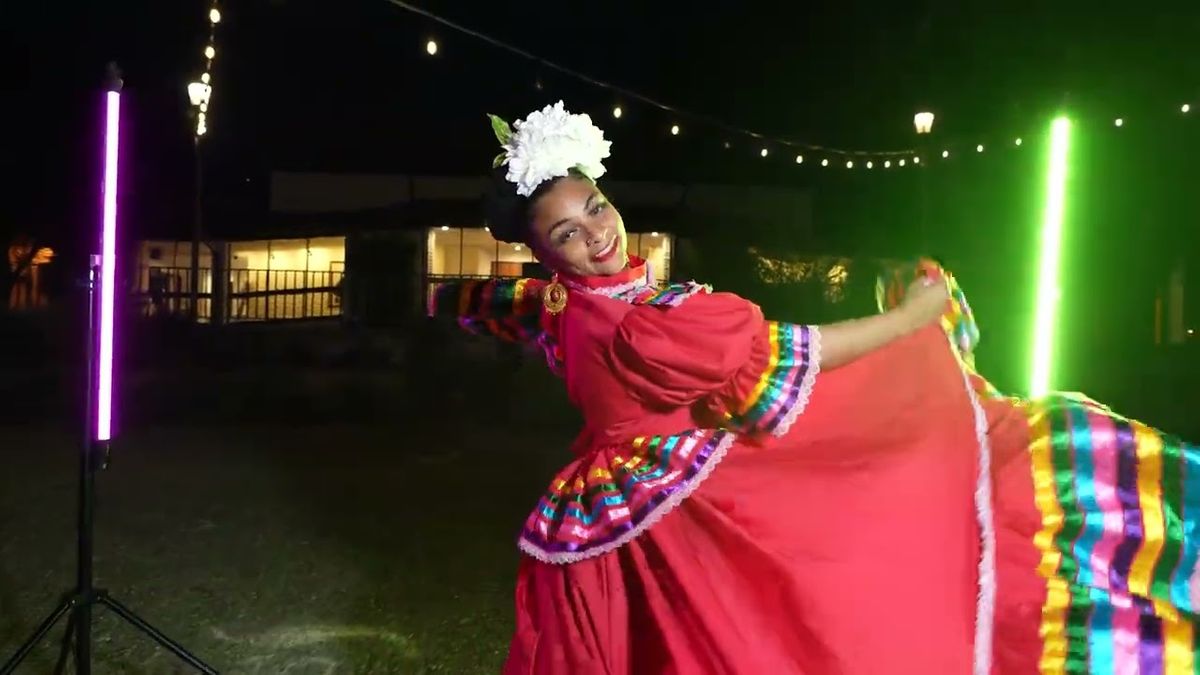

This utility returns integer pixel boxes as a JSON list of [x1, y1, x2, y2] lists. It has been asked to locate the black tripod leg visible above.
[[96, 594, 218, 674], [0, 597, 76, 675], [53, 607, 78, 675]]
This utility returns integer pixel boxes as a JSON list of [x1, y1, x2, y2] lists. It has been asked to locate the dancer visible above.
[[432, 102, 1199, 674]]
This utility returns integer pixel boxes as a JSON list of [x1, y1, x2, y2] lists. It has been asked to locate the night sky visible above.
[[8, 1, 1198, 266]]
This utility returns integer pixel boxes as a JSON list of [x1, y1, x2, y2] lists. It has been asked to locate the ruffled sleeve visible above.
[[608, 292, 821, 437], [429, 278, 546, 343]]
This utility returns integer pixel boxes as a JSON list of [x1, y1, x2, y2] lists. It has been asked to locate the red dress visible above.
[[432, 259, 1200, 675]]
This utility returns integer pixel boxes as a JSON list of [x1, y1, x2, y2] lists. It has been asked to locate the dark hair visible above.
[[483, 167, 594, 245]]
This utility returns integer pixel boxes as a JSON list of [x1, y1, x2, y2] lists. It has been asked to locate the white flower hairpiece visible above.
[[488, 101, 612, 197]]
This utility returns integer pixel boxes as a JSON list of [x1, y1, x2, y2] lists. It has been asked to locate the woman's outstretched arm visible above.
[[817, 278, 949, 370]]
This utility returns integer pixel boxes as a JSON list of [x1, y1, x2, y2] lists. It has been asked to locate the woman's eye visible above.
[[590, 202, 607, 216], [559, 229, 578, 244]]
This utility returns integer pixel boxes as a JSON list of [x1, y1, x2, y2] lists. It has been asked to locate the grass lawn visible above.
[[0, 423, 568, 674]]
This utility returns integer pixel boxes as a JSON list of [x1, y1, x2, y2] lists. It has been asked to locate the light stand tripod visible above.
[[1, 67, 218, 675]]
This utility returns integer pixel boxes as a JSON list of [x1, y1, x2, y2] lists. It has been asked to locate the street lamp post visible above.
[[186, 82, 211, 323], [913, 112, 935, 252]]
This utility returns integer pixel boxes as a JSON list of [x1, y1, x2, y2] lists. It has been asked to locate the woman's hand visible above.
[[898, 277, 950, 331]]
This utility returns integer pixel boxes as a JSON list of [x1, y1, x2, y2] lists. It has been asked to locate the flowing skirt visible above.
[[503, 325, 1200, 674]]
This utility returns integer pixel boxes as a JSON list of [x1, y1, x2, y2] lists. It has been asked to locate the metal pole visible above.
[[190, 140, 202, 321]]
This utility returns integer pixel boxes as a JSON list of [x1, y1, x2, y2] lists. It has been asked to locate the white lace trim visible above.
[[952, 338, 996, 675], [517, 431, 738, 565], [563, 265, 652, 296], [771, 325, 822, 438]]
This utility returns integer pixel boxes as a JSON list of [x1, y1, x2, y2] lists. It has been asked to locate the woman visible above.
[[434, 102, 1199, 674]]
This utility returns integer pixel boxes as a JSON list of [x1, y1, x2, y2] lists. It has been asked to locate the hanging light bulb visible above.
[[884, 160, 891, 168], [1015, 137, 1023, 146], [426, 40, 440, 56], [1114, 118, 1124, 127], [941, 150, 950, 158], [670, 124, 680, 136], [187, 81, 211, 107], [209, 7, 221, 23], [898, 159, 906, 167], [760, 148, 769, 158], [821, 159, 829, 167], [204, 45, 216, 59], [612, 106, 623, 119], [723, 141, 731, 149], [1183, 104, 1192, 114], [913, 156, 921, 165], [795, 154, 804, 164], [976, 144, 985, 153], [913, 112, 935, 135], [866, 161, 874, 169], [200, 72, 211, 84], [845, 160, 854, 169]]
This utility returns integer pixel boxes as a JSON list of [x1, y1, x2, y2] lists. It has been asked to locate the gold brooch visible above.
[[542, 279, 568, 315]]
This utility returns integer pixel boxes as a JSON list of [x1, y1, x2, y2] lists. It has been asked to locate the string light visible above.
[[612, 106, 622, 119], [1183, 104, 1192, 114], [884, 160, 891, 168], [760, 148, 769, 158], [1114, 118, 1124, 127], [821, 159, 829, 167], [866, 161, 873, 169], [795, 154, 804, 164], [1015, 137, 1023, 146], [942, 150, 950, 158], [845, 160, 854, 169], [189, 2, 221, 138], [426, 39, 439, 56], [913, 156, 920, 165], [670, 124, 680, 136], [898, 159, 906, 167], [976, 144, 984, 153]]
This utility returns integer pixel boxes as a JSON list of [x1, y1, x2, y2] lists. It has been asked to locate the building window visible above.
[[425, 227, 672, 281], [134, 237, 346, 322], [423, 227, 674, 314], [426, 227, 534, 279]]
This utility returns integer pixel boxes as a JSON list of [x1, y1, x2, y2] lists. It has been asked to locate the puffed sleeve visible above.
[[608, 292, 763, 408], [609, 292, 821, 437]]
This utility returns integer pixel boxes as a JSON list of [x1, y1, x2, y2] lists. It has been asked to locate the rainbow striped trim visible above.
[[430, 278, 545, 343], [1029, 393, 1200, 673], [725, 322, 821, 437], [518, 429, 736, 564]]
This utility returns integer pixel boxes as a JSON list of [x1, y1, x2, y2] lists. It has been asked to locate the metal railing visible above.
[[134, 266, 344, 323]]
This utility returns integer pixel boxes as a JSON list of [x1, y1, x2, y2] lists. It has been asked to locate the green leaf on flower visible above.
[[487, 114, 512, 145], [492, 152, 507, 169]]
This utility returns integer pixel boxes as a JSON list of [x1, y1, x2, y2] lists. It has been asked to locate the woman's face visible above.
[[527, 177, 628, 278]]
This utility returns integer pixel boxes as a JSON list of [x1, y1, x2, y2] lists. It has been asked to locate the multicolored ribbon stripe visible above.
[[1029, 393, 1200, 674], [724, 322, 819, 437], [605, 280, 712, 307], [518, 429, 734, 564], [878, 261, 1200, 672], [429, 278, 546, 343]]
